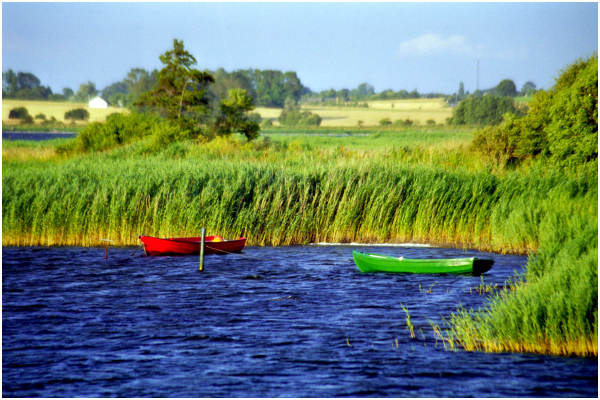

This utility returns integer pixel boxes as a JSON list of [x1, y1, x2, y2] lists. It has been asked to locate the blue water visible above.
[[2, 132, 76, 141], [2, 245, 597, 397]]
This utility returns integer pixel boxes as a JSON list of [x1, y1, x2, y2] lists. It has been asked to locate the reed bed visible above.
[[3, 145, 593, 252]]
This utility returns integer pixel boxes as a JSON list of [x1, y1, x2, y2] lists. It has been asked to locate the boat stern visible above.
[[472, 258, 494, 275]]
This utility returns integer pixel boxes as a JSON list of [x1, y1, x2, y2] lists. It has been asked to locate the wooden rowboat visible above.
[[352, 251, 493, 275], [139, 235, 246, 256]]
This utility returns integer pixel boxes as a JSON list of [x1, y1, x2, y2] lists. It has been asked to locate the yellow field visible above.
[[2, 99, 127, 125], [256, 98, 452, 127], [3, 98, 452, 128]]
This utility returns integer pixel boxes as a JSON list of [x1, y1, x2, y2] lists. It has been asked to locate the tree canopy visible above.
[[135, 39, 215, 136], [449, 94, 523, 125], [2, 70, 54, 100]]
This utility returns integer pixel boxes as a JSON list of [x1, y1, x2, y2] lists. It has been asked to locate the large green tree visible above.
[[494, 79, 518, 97], [136, 39, 214, 136]]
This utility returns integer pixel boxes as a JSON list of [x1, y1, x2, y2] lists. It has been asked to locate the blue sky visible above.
[[2, 2, 598, 95]]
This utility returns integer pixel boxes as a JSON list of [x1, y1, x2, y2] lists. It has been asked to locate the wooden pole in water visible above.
[[199, 228, 206, 272], [100, 239, 113, 259]]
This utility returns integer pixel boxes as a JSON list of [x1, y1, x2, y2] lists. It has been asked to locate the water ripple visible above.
[[2, 245, 597, 397]]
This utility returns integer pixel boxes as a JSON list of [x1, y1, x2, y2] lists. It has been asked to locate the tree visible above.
[[123, 68, 158, 104], [136, 38, 214, 136], [212, 88, 260, 141], [210, 68, 256, 104], [17, 72, 41, 90], [63, 87, 74, 99], [353, 82, 375, 100], [3, 70, 53, 99], [449, 94, 522, 125], [102, 81, 128, 106], [2, 69, 18, 96], [472, 55, 597, 168], [458, 81, 465, 100], [282, 71, 303, 104], [74, 81, 98, 102], [520, 81, 537, 96], [494, 79, 517, 97]]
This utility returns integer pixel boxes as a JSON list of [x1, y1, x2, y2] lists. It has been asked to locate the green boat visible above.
[[352, 251, 494, 275]]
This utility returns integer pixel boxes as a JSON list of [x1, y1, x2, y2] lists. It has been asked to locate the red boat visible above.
[[139, 235, 246, 256]]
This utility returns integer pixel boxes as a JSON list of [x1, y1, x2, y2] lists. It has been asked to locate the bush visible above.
[[64, 108, 89, 121], [72, 112, 164, 152], [393, 118, 414, 127], [260, 119, 273, 128], [8, 107, 31, 120], [379, 117, 392, 126], [472, 55, 598, 169], [278, 105, 322, 127], [35, 113, 47, 121]]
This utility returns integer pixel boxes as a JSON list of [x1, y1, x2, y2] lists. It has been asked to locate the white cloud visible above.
[[397, 33, 475, 57]]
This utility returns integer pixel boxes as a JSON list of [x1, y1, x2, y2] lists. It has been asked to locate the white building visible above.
[[88, 96, 108, 109]]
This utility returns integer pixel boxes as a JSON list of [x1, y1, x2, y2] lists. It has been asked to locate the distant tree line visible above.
[[100, 67, 308, 109], [3, 65, 539, 112], [3, 70, 57, 100], [304, 82, 447, 105], [447, 79, 538, 105]]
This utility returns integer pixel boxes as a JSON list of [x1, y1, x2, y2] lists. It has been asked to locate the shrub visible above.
[[379, 117, 392, 126], [65, 108, 90, 121], [471, 55, 598, 169], [260, 119, 273, 128], [426, 119, 436, 126], [8, 107, 31, 120], [278, 105, 322, 127], [394, 118, 414, 127], [35, 113, 47, 121], [73, 112, 164, 152]]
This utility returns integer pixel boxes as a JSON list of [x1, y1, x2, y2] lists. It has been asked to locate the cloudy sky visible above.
[[2, 2, 598, 94]]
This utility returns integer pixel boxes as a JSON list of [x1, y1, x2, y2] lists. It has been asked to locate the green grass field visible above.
[[2, 99, 127, 125]]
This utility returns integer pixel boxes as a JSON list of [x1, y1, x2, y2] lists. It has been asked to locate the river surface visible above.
[[2, 245, 597, 397]]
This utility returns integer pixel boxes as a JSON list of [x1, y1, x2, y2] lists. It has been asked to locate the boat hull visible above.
[[352, 251, 493, 275], [139, 235, 246, 256]]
